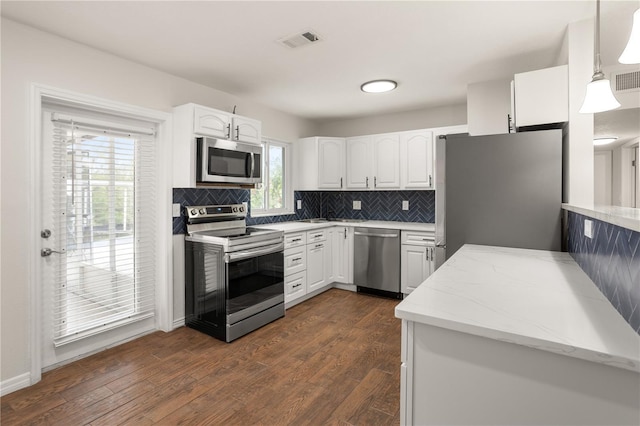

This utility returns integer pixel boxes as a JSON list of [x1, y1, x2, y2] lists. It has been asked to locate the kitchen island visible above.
[[395, 244, 640, 426]]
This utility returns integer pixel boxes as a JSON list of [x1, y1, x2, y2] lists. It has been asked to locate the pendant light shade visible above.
[[580, 0, 621, 114], [579, 75, 621, 113], [619, 8, 640, 64]]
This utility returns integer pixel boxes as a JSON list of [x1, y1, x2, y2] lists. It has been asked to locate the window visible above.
[[251, 138, 293, 215]]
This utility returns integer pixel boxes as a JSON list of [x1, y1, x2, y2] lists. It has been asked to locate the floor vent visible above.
[[277, 30, 321, 49], [613, 70, 640, 93]]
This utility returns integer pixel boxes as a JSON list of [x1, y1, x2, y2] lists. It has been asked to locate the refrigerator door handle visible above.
[[435, 243, 446, 249]]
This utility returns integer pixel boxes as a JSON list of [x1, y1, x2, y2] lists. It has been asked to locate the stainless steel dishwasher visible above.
[[354, 227, 401, 299]]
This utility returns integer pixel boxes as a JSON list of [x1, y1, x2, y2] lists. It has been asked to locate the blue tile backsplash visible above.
[[172, 188, 435, 234], [567, 211, 640, 334]]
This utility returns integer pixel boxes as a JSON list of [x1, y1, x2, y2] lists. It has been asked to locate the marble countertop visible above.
[[254, 220, 435, 233], [562, 203, 640, 232], [395, 244, 640, 372]]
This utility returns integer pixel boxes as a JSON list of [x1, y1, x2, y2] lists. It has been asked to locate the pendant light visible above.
[[619, 8, 640, 64], [580, 0, 621, 114]]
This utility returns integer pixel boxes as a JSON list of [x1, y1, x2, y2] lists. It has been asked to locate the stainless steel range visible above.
[[184, 204, 284, 342]]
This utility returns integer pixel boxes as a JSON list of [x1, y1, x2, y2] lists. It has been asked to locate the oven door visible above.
[[197, 137, 262, 184], [225, 242, 284, 325]]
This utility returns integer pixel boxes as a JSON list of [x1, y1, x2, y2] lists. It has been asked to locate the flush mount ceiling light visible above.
[[361, 80, 397, 93], [593, 136, 618, 146], [619, 8, 640, 64], [580, 0, 621, 114]]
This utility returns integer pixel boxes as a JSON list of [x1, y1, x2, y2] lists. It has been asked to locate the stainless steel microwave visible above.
[[196, 137, 262, 185]]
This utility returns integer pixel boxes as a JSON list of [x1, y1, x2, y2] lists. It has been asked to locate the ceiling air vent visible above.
[[277, 30, 321, 49], [612, 70, 640, 93]]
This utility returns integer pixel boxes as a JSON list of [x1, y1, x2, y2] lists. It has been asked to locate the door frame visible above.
[[28, 83, 173, 384]]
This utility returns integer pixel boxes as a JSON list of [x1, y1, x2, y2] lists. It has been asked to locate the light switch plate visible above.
[[584, 219, 593, 239], [402, 200, 409, 211], [353, 200, 361, 210], [297, 200, 302, 209], [172, 203, 181, 218]]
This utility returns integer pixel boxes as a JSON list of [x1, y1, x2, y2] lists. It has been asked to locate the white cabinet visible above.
[[306, 229, 328, 292], [284, 232, 307, 305], [172, 103, 262, 187], [296, 137, 346, 190], [345, 134, 400, 190], [467, 79, 513, 136], [514, 65, 568, 129], [372, 133, 401, 188], [332, 226, 353, 284], [401, 130, 434, 189], [401, 231, 435, 295], [285, 271, 307, 304], [346, 136, 373, 189]]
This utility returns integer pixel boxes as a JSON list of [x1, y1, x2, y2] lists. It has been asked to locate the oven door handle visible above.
[[226, 242, 284, 262]]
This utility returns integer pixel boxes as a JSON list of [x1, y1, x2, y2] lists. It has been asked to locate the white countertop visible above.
[[395, 244, 640, 372], [254, 219, 435, 233], [562, 203, 640, 232]]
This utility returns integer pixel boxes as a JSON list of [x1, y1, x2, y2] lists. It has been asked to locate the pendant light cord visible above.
[[593, 0, 604, 78]]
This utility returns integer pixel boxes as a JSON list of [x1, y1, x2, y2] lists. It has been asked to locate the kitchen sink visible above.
[[297, 218, 328, 223], [329, 218, 367, 223]]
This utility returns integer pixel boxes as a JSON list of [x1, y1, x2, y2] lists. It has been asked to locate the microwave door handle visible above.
[[249, 152, 255, 178]]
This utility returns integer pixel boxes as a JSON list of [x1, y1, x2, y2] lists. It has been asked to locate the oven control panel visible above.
[[186, 203, 247, 221]]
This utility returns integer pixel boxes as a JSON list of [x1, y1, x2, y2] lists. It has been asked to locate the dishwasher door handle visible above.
[[354, 232, 398, 238]]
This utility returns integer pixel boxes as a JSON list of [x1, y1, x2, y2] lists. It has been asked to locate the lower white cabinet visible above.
[[332, 226, 353, 284], [306, 240, 328, 292], [401, 231, 435, 295]]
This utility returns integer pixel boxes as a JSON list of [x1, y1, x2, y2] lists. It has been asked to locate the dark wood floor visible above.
[[1, 289, 402, 425]]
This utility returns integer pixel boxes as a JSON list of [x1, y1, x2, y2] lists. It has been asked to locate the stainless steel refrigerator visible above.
[[435, 129, 563, 268]]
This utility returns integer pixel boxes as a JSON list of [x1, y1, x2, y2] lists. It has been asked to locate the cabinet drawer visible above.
[[306, 229, 327, 243], [285, 271, 307, 304], [285, 232, 307, 249], [284, 247, 306, 276], [401, 230, 435, 246]]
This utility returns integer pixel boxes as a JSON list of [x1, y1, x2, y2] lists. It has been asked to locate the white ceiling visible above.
[[1, 1, 638, 122]]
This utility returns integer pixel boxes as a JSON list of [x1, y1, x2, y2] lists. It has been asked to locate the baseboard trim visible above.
[[173, 317, 185, 329], [1, 372, 31, 396]]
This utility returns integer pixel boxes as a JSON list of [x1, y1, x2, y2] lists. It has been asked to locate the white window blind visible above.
[[49, 114, 157, 346]]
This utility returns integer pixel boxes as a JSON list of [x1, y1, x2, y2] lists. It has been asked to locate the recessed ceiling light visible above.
[[361, 80, 397, 93], [593, 136, 618, 146]]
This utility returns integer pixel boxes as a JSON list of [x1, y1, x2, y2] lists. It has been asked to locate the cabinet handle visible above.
[[313, 234, 322, 238], [340, 177, 343, 188], [226, 123, 231, 139], [315, 244, 323, 248], [344, 228, 347, 239], [292, 257, 302, 262], [293, 283, 301, 289], [291, 238, 302, 242], [374, 176, 377, 188], [235, 125, 240, 140], [429, 174, 432, 187], [366, 176, 369, 188]]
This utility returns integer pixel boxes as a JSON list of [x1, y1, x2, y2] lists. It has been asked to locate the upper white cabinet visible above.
[[172, 103, 262, 187], [297, 137, 346, 190], [514, 65, 568, 129], [344, 134, 400, 190], [346, 136, 373, 189], [467, 79, 513, 136], [192, 105, 262, 144], [401, 130, 434, 189], [372, 133, 401, 188]]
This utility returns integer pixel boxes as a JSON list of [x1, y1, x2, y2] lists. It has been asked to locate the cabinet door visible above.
[[346, 136, 372, 189], [307, 242, 327, 291], [514, 65, 568, 128], [318, 138, 345, 189], [401, 245, 429, 294], [232, 116, 262, 145], [401, 131, 434, 189], [334, 226, 353, 284], [373, 134, 400, 188], [194, 106, 231, 139], [325, 228, 335, 284]]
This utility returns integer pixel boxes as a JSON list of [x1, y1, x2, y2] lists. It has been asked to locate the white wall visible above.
[[566, 18, 595, 206], [316, 103, 466, 137], [0, 18, 318, 384], [466, 79, 511, 136]]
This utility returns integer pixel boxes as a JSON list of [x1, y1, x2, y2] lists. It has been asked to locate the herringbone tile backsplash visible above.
[[172, 188, 435, 234], [568, 212, 640, 334]]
